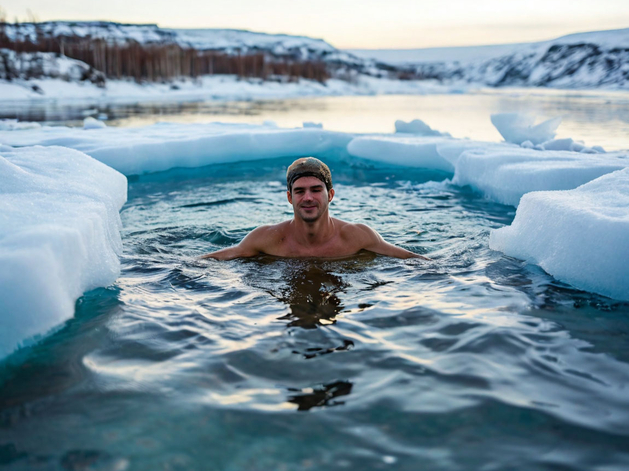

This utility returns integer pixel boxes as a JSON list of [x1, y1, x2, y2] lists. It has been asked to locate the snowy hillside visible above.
[[0, 21, 380, 75], [349, 28, 629, 88], [348, 43, 527, 66], [2, 22, 628, 94]]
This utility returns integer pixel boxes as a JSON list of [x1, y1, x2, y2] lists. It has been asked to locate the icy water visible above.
[[2, 156, 629, 470], [3, 88, 629, 149]]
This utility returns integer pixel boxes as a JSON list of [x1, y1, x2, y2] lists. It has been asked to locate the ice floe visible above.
[[0, 122, 353, 175], [394, 119, 448, 136], [451, 146, 628, 206], [490, 168, 629, 301], [347, 135, 456, 173], [0, 145, 127, 358]]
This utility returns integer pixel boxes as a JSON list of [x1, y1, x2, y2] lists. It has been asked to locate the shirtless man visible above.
[[200, 157, 429, 261]]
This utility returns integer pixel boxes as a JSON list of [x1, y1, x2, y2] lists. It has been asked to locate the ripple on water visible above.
[[2, 159, 629, 470]]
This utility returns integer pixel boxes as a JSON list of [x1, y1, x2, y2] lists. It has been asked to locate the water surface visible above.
[[3, 89, 629, 150], [1, 157, 629, 470]]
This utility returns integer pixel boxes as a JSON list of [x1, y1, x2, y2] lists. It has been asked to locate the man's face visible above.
[[287, 176, 334, 223]]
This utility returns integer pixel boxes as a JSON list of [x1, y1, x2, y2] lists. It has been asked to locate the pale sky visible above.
[[1, 0, 629, 49]]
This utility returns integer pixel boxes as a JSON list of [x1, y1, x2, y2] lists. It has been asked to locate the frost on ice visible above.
[[0, 145, 127, 358], [490, 169, 629, 301]]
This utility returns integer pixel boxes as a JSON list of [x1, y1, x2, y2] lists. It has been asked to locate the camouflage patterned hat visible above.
[[286, 157, 333, 192]]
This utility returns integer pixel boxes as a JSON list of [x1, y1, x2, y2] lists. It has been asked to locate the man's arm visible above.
[[199, 226, 272, 261], [351, 224, 431, 260]]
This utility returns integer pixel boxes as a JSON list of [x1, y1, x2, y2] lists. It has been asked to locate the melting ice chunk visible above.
[[0, 145, 127, 359], [395, 119, 447, 136], [491, 113, 562, 145], [490, 168, 629, 301], [303, 122, 323, 128]]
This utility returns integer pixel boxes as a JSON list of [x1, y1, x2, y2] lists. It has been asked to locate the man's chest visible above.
[[272, 234, 360, 258]]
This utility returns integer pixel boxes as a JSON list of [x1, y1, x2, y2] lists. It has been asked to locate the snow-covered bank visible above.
[[0, 74, 460, 106], [490, 169, 629, 301], [0, 145, 126, 359]]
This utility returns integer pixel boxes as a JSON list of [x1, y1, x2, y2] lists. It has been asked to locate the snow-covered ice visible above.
[[0, 145, 127, 358], [348, 135, 456, 173], [0, 122, 354, 176], [451, 146, 628, 207], [490, 169, 629, 301]]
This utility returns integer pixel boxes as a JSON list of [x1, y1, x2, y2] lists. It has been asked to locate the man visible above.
[[200, 157, 429, 260]]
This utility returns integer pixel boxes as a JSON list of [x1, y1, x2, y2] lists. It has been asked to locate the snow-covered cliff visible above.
[[351, 28, 629, 89]]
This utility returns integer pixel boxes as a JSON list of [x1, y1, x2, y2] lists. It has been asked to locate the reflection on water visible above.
[[288, 380, 353, 411], [276, 263, 347, 329], [253, 256, 377, 330], [3, 90, 629, 149], [1, 157, 629, 470]]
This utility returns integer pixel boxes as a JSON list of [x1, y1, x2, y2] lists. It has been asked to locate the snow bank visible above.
[[0, 122, 354, 176], [0, 74, 459, 106], [490, 169, 629, 301], [0, 145, 127, 359], [0, 119, 41, 131]]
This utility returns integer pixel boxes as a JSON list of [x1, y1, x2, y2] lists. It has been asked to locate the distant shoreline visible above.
[[2, 75, 628, 111], [0, 74, 467, 106]]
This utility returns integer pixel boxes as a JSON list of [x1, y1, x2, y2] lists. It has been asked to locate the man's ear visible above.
[[328, 188, 335, 202], [287, 190, 292, 204]]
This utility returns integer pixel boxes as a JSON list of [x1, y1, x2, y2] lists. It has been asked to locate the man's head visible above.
[[286, 158, 334, 223], [286, 157, 333, 194]]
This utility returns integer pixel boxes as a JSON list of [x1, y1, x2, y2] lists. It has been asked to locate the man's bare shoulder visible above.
[[337, 220, 380, 243], [336, 219, 428, 260], [247, 221, 290, 244]]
